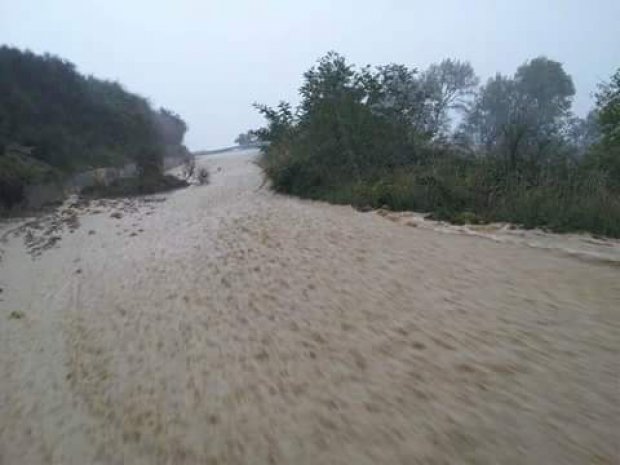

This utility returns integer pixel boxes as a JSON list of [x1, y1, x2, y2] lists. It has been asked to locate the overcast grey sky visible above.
[[2, 0, 619, 149]]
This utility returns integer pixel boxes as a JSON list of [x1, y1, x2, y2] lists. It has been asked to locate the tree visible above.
[[462, 74, 521, 157], [299, 51, 362, 118], [514, 56, 575, 131], [366, 64, 432, 137], [423, 59, 479, 135], [585, 68, 620, 186], [596, 68, 620, 147], [297, 53, 421, 175], [252, 101, 295, 143], [463, 57, 575, 170], [565, 111, 600, 156], [254, 52, 419, 189]]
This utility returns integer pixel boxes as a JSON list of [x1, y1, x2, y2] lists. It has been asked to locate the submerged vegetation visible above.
[[254, 52, 620, 237], [0, 46, 190, 210]]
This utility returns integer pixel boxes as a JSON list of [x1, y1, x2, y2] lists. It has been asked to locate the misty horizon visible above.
[[2, 0, 619, 150]]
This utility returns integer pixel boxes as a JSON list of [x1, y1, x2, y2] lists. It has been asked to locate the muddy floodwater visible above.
[[1, 149, 619, 464]]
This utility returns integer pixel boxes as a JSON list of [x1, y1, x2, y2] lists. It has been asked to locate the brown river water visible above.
[[1, 149, 618, 464]]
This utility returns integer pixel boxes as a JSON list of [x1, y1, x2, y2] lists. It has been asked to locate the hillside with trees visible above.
[[254, 52, 620, 237], [0, 46, 190, 209]]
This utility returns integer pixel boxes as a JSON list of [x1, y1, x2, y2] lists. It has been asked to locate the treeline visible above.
[[0, 46, 189, 208], [254, 52, 620, 237]]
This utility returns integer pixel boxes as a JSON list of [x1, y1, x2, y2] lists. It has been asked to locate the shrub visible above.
[[196, 168, 210, 185], [0, 149, 59, 210], [181, 155, 196, 181]]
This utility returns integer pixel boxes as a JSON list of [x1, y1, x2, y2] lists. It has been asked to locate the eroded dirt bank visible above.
[[1, 149, 619, 464]]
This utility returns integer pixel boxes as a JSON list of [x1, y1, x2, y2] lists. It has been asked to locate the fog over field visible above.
[[1, 0, 619, 149]]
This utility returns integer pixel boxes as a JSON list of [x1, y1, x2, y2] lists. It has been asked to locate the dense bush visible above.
[[255, 53, 620, 237], [0, 46, 189, 208], [0, 148, 60, 210]]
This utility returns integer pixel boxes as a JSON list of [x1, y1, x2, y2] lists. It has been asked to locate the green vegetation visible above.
[[0, 46, 189, 209], [8, 310, 25, 320], [254, 52, 620, 237], [0, 147, 60, 209]]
